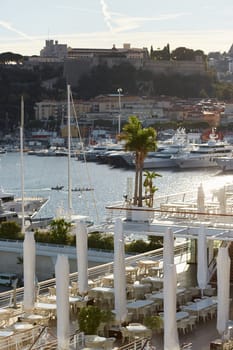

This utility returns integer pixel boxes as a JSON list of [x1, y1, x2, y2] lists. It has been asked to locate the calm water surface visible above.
[[0, 152, 233, 224]]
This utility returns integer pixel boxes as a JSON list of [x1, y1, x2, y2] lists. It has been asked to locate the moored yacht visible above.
[[0, 188, 48, 225], [215, 155, 233, 171], [172, 139, 233, 169]]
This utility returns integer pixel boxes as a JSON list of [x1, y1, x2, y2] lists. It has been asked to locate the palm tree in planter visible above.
[[143, 170, 162, 208], [119, 116, 157, 219]]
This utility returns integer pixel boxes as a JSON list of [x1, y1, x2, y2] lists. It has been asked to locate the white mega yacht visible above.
[[173, 138, 233, 169], [215, 155, 233, 171]]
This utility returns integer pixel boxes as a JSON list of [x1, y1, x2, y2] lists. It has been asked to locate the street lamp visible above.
[[117, 88, 123, 134]]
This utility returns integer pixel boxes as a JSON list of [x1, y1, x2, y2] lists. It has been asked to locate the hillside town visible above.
[[1, 40, 233, 147]]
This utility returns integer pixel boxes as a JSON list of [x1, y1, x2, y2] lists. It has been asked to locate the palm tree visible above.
[[119, 116, 157, 207], [143, 170, 162, 207]]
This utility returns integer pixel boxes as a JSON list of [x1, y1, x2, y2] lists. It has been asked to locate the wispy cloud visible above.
[[0, 20, 32, 40], [111, 12, 190, 33], [100, 0, 113, 31], [98, 1, 189, 34]]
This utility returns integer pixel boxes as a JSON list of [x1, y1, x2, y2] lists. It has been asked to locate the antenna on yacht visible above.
[[67, 84, 72, 218], [20, 96, 25, 233]]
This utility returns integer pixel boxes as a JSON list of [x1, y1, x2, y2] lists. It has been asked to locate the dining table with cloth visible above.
[[160, 311, 190, 322], [0, 308, 13, 326], [0, 329, 15, 349], [140, 276, 164, 290], [137, 259, 160, 275], [127, 299, 154, 319], [46, 294, 84, 311], [13, 322, 35, 331], [89, 287, 114, 298], [20, 313, 45, 325], [150, 288, 186, 300], [34, 302, 57, 319], [85, 335, 107, 348], [126, 323, 149, 337], [0, 329, 14, 337], [183, 297, 217, 317]]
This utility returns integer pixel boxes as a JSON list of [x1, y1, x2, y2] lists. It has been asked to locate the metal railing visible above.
[[0, 241, 190, 308]]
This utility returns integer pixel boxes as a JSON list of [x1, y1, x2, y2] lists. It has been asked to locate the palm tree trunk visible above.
[[138, 153, 144, 207], [133, 154, 139, 205]]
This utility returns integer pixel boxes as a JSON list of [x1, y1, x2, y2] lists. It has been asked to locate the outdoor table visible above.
[[101, 274, 114, 287], [89, 287, 114, 298], [176, 311, 189, 321], [134, 282, 152, 298], [125, 266, 138, 281], [85, 335, 106, 348], [0, 308, 12, 316], [160, 311, 189, 322], [183, 297, 217, 318], [47, 295, 82, 303], [141, 276, 163, 290], [89, 287, 115, 308], [151, 288, 186, 300], [127, 299, 154, 319], [137, 259, 159, 275], [0, 330, 14, 337], [20, 314, 44, 324], [13, 322, 34, 331], [35, 302, 57, 319], [148, 265, 163, 277], [0, 308, 13, 326], [126, 323, 148, 336]]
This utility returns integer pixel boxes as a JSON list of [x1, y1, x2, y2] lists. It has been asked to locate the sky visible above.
[[1, 0, 233, 56]]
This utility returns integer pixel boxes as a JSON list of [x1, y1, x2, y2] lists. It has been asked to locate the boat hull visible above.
[[216, 158, 233, 171], [175, 156, 219, 169]]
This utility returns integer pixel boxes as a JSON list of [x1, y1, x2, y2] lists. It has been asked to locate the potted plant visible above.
[[78, 305, 114, 335], [143, 315, 163, 334], [119, 116, 157, 222], [143, 170, 162, 208]]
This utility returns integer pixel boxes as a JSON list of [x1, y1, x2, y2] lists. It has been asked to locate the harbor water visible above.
[[1, 152, 233, 225]]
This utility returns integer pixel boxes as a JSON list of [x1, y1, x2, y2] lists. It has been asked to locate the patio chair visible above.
[[207, 305, 217, 319], [177, 319, 189, 335], [97, 322, 106, 336], [199, 309, 209, 323], [143, 328, 153, 339], [48, 287, 55, 296], [120, 327, 132, 344], [104, 337, 116, 350], [187, 315, 197, 331]]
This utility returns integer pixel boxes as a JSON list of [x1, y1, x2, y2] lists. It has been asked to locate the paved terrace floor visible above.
[[49, 263, 232, 350], [150, 264, 233, 350]]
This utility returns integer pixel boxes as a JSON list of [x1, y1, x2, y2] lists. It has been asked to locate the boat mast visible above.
[[20, 96, 25, 233], [67, 84, 72, 217]]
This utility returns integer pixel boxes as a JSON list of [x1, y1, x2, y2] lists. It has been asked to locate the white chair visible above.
[[187, 315, 197, 331], [207, 305, 217, 319], [120, 327, 132, 344], [177, 319, 189, 335], [104, 337, 116, 350], [199, 309, 209, 323], [97, 322, 106, 336]]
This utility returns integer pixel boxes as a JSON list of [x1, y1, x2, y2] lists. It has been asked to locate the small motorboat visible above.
[[71, 187, 94, 192], [51, 185, 64, 190]]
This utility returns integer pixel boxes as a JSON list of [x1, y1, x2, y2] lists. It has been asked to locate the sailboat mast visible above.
[[67, 84, 72, 216], [20, 96, 25, 233]]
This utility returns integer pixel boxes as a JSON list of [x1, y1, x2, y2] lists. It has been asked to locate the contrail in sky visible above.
[[100, 0, 113, 31], [0, 20, 32, 40]]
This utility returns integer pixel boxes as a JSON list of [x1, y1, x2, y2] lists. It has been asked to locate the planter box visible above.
[[128, 205, 154, 223]]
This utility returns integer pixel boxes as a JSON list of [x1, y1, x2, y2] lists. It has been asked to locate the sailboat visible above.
[[56, 85, 94, 227], [16, 97, 49, 231]]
